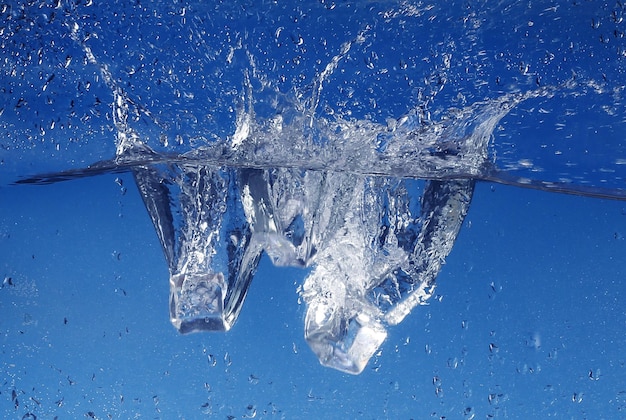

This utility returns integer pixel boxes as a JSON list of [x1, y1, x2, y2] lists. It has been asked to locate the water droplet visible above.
[[244, 404, 257, 418], [519, 62, 529, 75], [207, 354, 217, 367], [489, 281, 501, 293], [526, 333, 541, 349], [291, 34, 304, 46], [591, 18, 600, 29], [200, 401, 212, 414], [2, 276, 13, 287], [447, 357, 459, 369]]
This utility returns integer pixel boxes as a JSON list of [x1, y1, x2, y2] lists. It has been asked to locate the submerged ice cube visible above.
[[134, 164, 263, 333], [130, 152, 471, 373], [169, 272, 227, 333], [295, 177, 473, 373], [305, 298, 387, 375]]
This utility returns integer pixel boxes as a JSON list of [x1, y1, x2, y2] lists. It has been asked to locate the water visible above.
[[2, 0, 626, 417]]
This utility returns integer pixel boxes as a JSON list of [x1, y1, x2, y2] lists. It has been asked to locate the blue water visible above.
[[3, 175, 626, 418], [2, 1, 626, 418]]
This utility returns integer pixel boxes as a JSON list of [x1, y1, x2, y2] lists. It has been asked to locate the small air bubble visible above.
[[432, 376, 443, 398], [519, 62, 529, 75], [591, 18, 600, 29], [244, 404, 257, 418], [432, 375, 442, 387], [291, 34, 304, 46], [447, 357, 459, 369], [207, 354, 217, 367], [200, 401, 211, 414]]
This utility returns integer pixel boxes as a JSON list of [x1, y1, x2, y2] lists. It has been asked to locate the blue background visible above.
[[2, 1, 626, 418], [3, 172, 626, 418]]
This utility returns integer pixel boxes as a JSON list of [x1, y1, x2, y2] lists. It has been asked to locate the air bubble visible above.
[[207, 354, 217, 367], [243, 404, 257, 418]]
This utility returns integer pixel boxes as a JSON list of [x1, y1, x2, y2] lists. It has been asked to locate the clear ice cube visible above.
[[134, 164, 263, 333]]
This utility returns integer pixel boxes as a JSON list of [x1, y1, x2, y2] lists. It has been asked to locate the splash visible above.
[[10, 3, 626, 375], [99, 44, 552, 373]]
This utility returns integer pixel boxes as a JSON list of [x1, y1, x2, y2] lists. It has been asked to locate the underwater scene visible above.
[[2, 1, 626, 418]]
